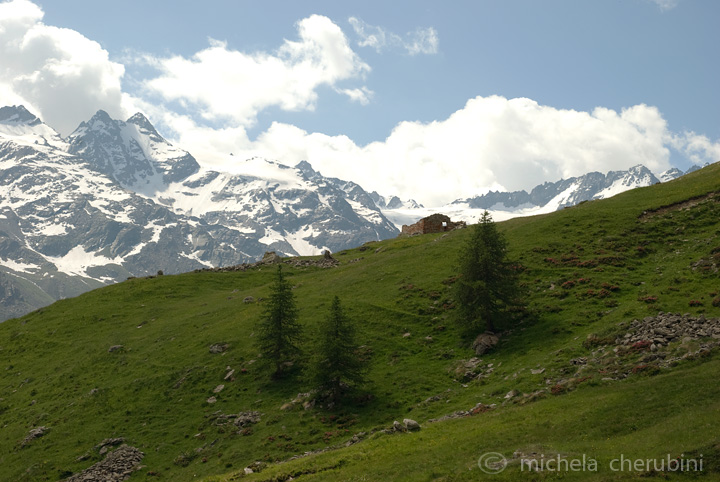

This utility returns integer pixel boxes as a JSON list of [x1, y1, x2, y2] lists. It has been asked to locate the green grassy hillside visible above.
[[2, 164, 720, 481]]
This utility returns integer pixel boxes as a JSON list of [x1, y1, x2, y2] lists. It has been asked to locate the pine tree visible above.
[[311, 296, 366, 403], [455, 211, 521, 335], [256, 265, 302, 378]]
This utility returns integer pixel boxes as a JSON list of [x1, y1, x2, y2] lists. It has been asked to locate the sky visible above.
[[1, 0, 719, 206]]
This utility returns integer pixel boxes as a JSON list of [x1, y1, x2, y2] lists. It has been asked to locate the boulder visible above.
[[261, 251, 281, 264], [472, 332, 499, 355], [403, 419, 421, 431], [21, 426, 49, 447]]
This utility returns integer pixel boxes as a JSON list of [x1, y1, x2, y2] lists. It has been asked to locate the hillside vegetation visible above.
[[1, 164, 720, 481]]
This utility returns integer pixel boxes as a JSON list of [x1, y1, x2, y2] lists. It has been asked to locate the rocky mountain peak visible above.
[[126, 112, 161, 138], [85, 109, 115, 129], [0, 105, 42, 126], [295, 160, 315, 174]]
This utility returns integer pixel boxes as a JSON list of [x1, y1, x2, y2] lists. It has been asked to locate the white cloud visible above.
[[405, 27, 439, 55], [648, 0, 681, 12], [1, 1, 716, 210], [0, 0, 128, 135], [670, 132, 720, 165], [140, 15, 370, 127], [188, 96, 687, 206], [335, 86, 373, 105], [348, 17, 439, 55]]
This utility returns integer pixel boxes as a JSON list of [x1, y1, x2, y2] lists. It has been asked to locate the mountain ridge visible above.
[[0, 104, 710, 321], [0, 105, 397, 321]]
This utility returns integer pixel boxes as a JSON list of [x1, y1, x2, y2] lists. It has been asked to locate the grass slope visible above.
[[1, 164, 719, 481]]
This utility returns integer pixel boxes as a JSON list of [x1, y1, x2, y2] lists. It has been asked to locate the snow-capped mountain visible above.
[[369, 192, 423, 210], [659, 167, 684, 183], [0, 104, 706, 321], [379, 164, 702, 228], [67, 110, 201, 191], [453, 165, 660, 212], [0, 106, 397, 321]]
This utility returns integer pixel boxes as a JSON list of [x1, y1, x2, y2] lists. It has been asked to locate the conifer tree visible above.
[[455, 211, 521, 335], [311, 296, 366, 403], [256, 265, 302, 378]]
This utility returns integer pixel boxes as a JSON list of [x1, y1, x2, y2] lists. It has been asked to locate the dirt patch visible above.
[[638, 191, 719, 221]]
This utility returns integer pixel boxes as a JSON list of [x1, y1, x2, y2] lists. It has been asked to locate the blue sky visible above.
[[1, 0, 718, 205]]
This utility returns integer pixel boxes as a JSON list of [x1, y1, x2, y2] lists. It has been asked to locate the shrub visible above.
[[630, 340, 652, 351]]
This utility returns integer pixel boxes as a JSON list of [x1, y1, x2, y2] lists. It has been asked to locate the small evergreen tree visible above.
[[311, 296, 366, 403], [455, 211, 521, 336], [256, 265, 302, 378]]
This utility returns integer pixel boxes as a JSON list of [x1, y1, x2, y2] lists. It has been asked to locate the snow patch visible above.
[[285, 225, 326, 256], [47, 245, 123, 277], [0, 258, 40, 274]]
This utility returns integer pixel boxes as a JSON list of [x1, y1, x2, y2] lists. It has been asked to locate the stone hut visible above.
[[401, 214, 466, 236]]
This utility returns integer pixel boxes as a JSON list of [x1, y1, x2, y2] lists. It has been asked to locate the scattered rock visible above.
[[345, 432, 367, 447], [108, 345, 124, 353], [234, 411, 261, 428], [243, 296, 255, 304], [616, 313, 720, 347], [453, 357, 491, 380], [66, 445, 144, 482], [224, 369, 235, 380], [213, 385, 225, 393], [20, 426, 49, 447], [402, 332, 411, 338], [530, 368, 545, 375], [209, 343, 228, 354], [504, 390, 519, 399], [242, 462, 266, 474], [428, 400, 498, 423], [206, 396, 217, 404], [392, 420, 406, 432], [212, 411, 262, 433]]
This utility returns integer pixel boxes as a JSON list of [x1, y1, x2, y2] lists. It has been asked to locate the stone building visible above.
[[401, 213, 466, 236]]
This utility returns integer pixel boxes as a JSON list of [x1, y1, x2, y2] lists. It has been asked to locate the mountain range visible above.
[[0, 105, 706, 321]]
